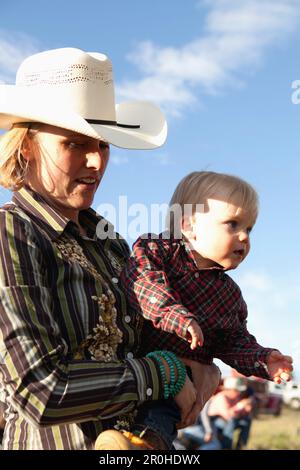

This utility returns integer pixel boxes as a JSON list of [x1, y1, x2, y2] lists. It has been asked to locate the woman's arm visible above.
[[0, 210, 165, 426], [179, 360, 221, 425]]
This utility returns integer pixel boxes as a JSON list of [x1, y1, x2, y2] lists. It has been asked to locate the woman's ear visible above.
[[21, 135, 33, 161]]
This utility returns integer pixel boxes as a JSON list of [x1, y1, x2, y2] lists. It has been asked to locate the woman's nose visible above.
[[86, 149, 108, 171]]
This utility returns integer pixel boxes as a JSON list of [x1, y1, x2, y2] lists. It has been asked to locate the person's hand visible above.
[[266, 350, 293, 384], [187, 320, 204, 350], [174, 375, 197, 429], [204, 432, 213, 443], [232, 397, 253, 418], [179, 360, 221, 425]]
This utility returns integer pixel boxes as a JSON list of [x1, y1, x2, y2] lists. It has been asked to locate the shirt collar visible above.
[[12, 186, 102, 241], [179, 233, 225, 272]]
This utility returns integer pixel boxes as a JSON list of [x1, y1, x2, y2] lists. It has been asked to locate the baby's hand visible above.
[[187, 320, 204, 350], [266, 350, 293, 383]]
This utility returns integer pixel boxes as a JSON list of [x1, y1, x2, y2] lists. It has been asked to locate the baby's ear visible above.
[[181, 214, 196, 240]]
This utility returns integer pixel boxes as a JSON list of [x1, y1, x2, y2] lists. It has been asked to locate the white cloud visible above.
[[0, 31, 40, 83], [117, 0, 300, 115], [232, 269, 300, 378], [237, 271, 273, 292], [110, 151, 172, 167], [155, 152, 172, 166], [110, 154, 129, 166]]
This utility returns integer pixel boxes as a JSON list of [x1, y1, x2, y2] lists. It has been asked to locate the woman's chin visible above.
[[71, 192, 95, 210]]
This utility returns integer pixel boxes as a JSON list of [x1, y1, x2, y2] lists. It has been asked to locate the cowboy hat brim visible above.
[[0, 85, 167, 149]]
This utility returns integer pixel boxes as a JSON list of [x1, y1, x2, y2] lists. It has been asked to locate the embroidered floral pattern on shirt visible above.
[[54, 237, 123, 362], [114, 411, 137, 432], [106, 248, 123, 276]]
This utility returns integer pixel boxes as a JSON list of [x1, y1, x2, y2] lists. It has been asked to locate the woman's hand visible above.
[[174, 375, 197, 429], [157, 354, 196, 427], [179, 359, 221, 425]]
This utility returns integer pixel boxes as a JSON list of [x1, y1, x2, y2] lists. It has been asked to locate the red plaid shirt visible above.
[[121, 233, 275, 379]]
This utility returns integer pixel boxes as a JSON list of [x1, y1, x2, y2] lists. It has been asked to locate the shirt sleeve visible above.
[[121, 235, 198, 340], [0, 210, 164, 427], [213, 301, 274, 379], [200, 400, 213, 434], [208, 394, 234, 421]]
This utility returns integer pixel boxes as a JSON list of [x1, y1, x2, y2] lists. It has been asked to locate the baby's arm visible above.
[[215, 325, 293, 381], [187, 319, 204, 349], [212, 295, 293, 380], [121, 235, 202, 346], [266, 350, 293, 383]]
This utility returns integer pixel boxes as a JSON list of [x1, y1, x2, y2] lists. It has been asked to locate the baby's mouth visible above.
[[233, 249, 244, 257]]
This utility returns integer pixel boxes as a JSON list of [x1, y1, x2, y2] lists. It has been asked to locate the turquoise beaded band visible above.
[[146, 350, 187, 398]]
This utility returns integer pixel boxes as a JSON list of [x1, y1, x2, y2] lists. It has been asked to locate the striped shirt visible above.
[[0, 187, 163, 450], [121, 233, 275, 378]]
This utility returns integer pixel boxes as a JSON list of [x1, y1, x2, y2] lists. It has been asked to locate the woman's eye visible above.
[[64, 140, 109, 151], [99, 142, 109, 150], [66, 141, 84, 149]]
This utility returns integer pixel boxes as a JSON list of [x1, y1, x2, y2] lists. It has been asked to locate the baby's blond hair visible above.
[[167, 171, 258, 235]]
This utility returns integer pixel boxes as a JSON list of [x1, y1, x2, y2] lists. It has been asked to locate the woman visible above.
[[0, 47, 220, 450]]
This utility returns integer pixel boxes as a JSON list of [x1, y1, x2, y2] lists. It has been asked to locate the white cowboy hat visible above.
[[0, 47, 167, 149], [223, 377, 247, 392]]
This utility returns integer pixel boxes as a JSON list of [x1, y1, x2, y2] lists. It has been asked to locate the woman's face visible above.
[[24, 125, 110, 222]]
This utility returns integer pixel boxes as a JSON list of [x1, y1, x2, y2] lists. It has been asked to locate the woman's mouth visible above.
[[75, 177, 98, 189]]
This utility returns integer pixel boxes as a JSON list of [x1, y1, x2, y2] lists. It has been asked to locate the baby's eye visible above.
[[246, 227, 253, 235], [226, 220, 238, 229]]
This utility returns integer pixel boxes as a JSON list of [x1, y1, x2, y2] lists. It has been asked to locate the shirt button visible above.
[[127, 352, 134, 359], [254, 361, 260, 368], [124, 315, 131, 323], [146, 388, 153, 397], [112, 277, 118, 284], [149, 296, 157, 304], [194, 272, 199, 278]]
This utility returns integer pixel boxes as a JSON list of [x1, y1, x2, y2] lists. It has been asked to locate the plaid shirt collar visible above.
[[175, 232, 225, 273], [12, 186, 102, 241]]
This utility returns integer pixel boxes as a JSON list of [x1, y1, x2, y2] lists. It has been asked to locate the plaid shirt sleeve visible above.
[[0, 210, 163, 428], [121, 235, 198, 340], [214, 301, 275, 379]]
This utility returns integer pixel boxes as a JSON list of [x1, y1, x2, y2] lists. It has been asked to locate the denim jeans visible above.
[[211, 416, 252, 449], [132, 399, 180, 449], [180, 425, 222, 450]]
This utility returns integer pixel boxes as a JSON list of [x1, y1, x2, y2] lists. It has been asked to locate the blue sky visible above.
[[0, 0, 299, 379]]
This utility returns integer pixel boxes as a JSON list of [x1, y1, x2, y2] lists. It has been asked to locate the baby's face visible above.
[[186, 198, 256, 270]]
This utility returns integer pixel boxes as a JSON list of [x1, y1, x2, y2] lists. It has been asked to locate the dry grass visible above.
[[246, 406, 300, 450]]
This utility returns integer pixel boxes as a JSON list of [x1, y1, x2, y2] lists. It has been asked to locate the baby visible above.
[[121, 171, 293, 384]]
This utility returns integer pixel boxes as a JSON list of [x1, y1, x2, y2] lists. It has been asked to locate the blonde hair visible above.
[[168, 171, 259, 235], [0, 124, 40, 190]]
